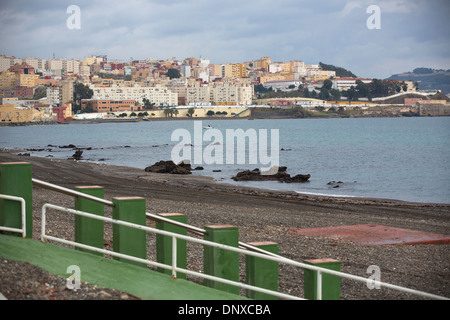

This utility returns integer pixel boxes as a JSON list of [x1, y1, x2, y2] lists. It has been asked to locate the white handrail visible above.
[[41, 203, 301, 300], [32, 178, 289, 259], [41, 203, 449, 300], [0, 194, 26, 238]]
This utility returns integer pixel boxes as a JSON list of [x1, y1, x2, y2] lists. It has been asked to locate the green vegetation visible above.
[[142, 98, 156, 110], [73, 82, 93, 113], [319, 62, 357, 78], [387, 68, 450, 94], [33, 86, 47, 100], [187, 108, 195, 117], [166, 68, 181, 79], [345, 79, 409, 101]]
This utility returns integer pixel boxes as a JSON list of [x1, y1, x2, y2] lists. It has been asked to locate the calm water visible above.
[[1, 117, 449, 204]]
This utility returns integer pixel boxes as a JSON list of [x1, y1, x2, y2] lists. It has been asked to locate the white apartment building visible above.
[[66, 60, 80, 75], [180, 64, 191, 78], [46, 87, 60, 106], [331, 78, 372, 91], [186, 84, 210, 104], [263, 79, 303, 91], [46, 59, 64, 71], [89, 84, 178, 106], [0, 55, 13, 72], [185, 81, 253, 105]]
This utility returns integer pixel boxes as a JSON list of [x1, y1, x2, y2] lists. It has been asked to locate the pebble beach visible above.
[[0, 150, 449, 300]]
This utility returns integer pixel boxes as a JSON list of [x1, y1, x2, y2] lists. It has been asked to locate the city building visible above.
[[263, 79, 303, 91], [185, 80, 253, 105], [89, 84, 178, 106], [81, 99, 136, 113], [0, 103, 55, 123], [331, 78, 372, 91], [52, 102, 73, 122], [61, 79, 74, 105]]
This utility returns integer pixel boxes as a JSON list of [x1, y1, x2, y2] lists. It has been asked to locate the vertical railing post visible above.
[[0, 162, 32, 238], [172, 236, 177, 279], [156, 213, 187, 279], [74, 186, 105, 256], [304, 258, 341, 300], [245, 241, 279, 300], [112, 197, 147, 267], [203, 225, 239, 295]]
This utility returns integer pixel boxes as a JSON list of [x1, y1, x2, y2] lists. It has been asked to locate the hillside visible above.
[[386, 68, 450, 95], [319, 62, 357, 78]]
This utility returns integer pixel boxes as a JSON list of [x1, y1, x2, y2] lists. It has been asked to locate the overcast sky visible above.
[[0, 0, 449, 79]]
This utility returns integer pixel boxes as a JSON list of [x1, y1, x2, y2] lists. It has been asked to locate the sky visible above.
[[0, 0, 449, 79]]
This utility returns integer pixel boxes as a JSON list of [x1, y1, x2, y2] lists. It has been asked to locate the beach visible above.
[[0, 149, 449, 300]]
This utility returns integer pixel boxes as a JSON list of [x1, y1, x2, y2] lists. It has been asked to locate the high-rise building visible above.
[[61, 79, 74, 105]]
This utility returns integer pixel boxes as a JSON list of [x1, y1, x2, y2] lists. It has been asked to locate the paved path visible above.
[[0, 234, 248, 300]]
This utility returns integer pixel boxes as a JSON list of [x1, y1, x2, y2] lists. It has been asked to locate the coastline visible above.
[[2, 108, 448, 127], [0, 150, 449, 299]]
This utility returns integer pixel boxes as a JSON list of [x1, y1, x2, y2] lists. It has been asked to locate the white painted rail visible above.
[[0, 194, 26, 238], [41, 203, 449, 300]]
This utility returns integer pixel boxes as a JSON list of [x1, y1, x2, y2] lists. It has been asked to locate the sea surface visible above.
[[1, 117, 449, 204]]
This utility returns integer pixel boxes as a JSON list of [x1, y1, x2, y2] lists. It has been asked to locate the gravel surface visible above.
[[0, 151, 449, 300]]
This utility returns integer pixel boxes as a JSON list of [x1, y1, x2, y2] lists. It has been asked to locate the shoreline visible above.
[[2, 113, 449, 127], [1, 148, 449, 209], [3, 146, 449, 207], [1, 150, 449, 300]]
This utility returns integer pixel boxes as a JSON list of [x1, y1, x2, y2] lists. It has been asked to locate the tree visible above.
[[323, 79, 333, 90], [166, 68, 181, 79], [206, 110, 215, 116], [319, 62, 357, 78], [346, 86, 358, 102], [355, 80, 369, 97], [330, 89, 341, 101], [303, 88, 310, 98], [187, 108, 195, 117], [319, 87, 330, 100], [33, 86, 47, 100], [73, 82, 94, 113], [401, 81, 408, 92], [142, 98, 155, 110]]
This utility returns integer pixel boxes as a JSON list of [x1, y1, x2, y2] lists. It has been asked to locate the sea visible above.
[[1, 117, 449, 204]]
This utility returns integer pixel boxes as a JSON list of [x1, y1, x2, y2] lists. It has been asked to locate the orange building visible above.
[[81, 99, 137, 113]]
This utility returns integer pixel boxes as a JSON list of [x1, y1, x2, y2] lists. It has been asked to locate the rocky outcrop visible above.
[[144, 160, 192, 174], [232, 167, 310, 183], [70, 149, 83, 160]]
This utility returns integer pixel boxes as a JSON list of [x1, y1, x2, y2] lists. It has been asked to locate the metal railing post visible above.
[[112, 197, 147, 267], [74, 186, 105, 256], [172, 236, 177, 279], [0, 162, 32, 238], [156, 213, 187, 279], [203, 225, 240, 295], [245, 241, 279, 300], [304, 258, 341, 300]]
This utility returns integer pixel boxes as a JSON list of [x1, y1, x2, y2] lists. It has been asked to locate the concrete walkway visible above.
[[0, 234, 248, 300]]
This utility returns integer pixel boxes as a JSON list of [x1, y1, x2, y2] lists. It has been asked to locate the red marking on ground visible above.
[[289, 224, 450, 246]]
